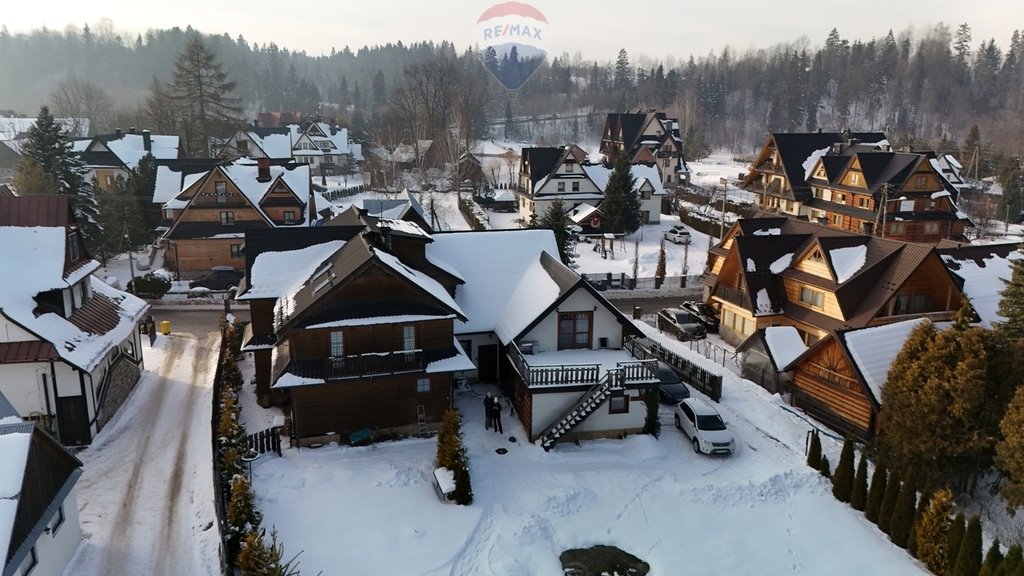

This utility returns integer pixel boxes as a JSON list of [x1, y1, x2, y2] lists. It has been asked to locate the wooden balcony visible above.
[[288, 349, 425, 381], [508, 342, 657, 389], [713, 284, 752, 310]]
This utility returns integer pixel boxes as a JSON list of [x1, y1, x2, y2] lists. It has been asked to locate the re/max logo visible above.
[[482, 23, 544, 41]]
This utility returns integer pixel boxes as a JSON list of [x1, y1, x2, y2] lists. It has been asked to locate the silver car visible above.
[[673, 397, 735, 455]]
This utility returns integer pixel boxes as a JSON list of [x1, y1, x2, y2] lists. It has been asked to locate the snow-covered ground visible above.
[[247, 320, 930, 576], [64, 322, 222, 576]]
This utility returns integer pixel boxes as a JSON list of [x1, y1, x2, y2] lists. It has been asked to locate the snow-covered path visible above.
[[64, 328, 222, 576]]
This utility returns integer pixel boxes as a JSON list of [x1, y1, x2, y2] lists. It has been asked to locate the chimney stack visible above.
[[115, 128, 122, 136], [256, 157, 271, 182], [142, 129, 151, 152], [129, 126, 136, 134]]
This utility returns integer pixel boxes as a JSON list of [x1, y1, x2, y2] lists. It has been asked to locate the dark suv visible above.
[[657, 307, 707, 342], [189, 267, 244, 291], [680, 300, 720, 333]]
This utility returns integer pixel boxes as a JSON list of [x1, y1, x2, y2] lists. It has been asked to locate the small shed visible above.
[[432, 467, 456, 503], [737, 327, 805, 395]]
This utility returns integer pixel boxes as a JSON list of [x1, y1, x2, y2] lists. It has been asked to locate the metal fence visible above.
[[624, 335, 723, 402], [581, 273, 702, 291]]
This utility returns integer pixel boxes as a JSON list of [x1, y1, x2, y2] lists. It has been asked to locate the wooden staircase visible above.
[[536, 370, 623, 451]]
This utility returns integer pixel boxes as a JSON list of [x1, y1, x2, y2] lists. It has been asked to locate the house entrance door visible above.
[[56, 395, 91, 445], [477, 344, 499, 382]]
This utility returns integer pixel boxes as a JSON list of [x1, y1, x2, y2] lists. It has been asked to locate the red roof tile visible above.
[[0, 341, 60, 364]]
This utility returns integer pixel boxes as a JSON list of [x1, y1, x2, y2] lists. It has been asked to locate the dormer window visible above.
[[67, 233, 79, 262], [215, 181, 228, 203], [566, 163, 575, 173]]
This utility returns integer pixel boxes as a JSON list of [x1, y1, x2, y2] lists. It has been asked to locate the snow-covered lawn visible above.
[[248, 324, 929, 576]]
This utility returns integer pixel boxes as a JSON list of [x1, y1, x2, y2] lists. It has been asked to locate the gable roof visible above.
[[0, 226, 147, 372], [75, 131, 180, 169], [152, 159, 226, 204], [838, 318, 929, 404], [522, 147, 564, 189], [938, 242, 1022, 327], [1, 423, 82, 570], [426, 230, 560, 335]]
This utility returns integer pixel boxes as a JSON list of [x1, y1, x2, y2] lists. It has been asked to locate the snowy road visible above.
[[64, 314, 223, 576]]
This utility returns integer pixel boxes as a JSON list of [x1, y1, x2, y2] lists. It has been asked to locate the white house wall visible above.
[[27, 486, 82, 576], [530, 389, 645, 437], [0, 362, 53, 417], [519, 289, 623, 354], [0, 315, 37, 342]]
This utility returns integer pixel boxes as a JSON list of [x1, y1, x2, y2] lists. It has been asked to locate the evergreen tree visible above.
[[832, 437, 856, 503], [535, 199, 576, 267], [642, 388, 661, 437], [997, 545, 1022, 576], [16, 105, 102, 247], [878, 474, 901, 533], [436, 408, 461, 470], [818, 453, 831, 478], [237, 530, 273, 574], [654, 240, 667, 288], [890, 472, 917, 548], [851, 452, 869, 511], [948, 513, 967, 575], [866, 464, 887, 523], [613, 48, 632, 90], [998, 385, 1024, 507], [980, 540, 1004, 576], [171, 34, 243, 156], [908, 490, 931, 559], [226, 475, 262, 559], [806, 429, 822, 470], [952, 515, 983, 576], [917, 488, 954, 574], [601, 154, 641, 235], [997, 257, 1024, 340]]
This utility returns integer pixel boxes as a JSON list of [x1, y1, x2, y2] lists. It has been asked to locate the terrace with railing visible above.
[[287, 349, 425, 381], [508, 341, 658, 389]]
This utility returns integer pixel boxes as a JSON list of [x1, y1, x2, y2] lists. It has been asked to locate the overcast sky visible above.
[[4, 1, 1024, 62]]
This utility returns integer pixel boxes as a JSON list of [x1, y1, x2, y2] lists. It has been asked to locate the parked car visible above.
[[680, 300, 720, 333], [673, 397, 735, 455], [656, 362, 691, 403], [189, 266, 244, 291], [657, 307, 707, 341], [664, 225, 692, 244]]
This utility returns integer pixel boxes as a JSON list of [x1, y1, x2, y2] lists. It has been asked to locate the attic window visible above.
[[808, 249, 824, 264], [915, 175, 927, 188], [850, 173, 860, 184], [566, 162, 575, 173]]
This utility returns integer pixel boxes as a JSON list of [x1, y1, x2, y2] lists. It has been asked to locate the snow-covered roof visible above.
[[249, 131, 293, 159], [494, 255, 562, 343], [829, 245, 868, 283], [582, 164, 667, 196], [941, 247, 1023, 328], [239, 241, 346, 302], [378, 218, 430, 239], [770, 253, 793, 274], [153, 165, 186, 204], [0, 117, 88, 139], [763, 326, 807, 370], [751, 227, 781, 236], [844, 318, 929, 403], [426, 339, 477, 373], [373, 249, 463, 317], [0, 227, 147, 372], [803, 147, 830, 180], [568, 203, 601, 224], [0, 430, 31, 564], [492, 188, 516, 202], [426, 230, 559, 335], [102, 133, 179, 167]]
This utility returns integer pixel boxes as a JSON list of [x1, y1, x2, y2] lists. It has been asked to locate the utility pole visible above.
[[719, 178, 728, 240], [681, 235, 690, 287], [123, 223, 136, 294]]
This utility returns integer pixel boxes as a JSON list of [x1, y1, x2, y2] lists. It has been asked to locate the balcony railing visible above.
[[714, 284, 752, 310], [508, 342, 658, 389], [288, 349, 425, 381]]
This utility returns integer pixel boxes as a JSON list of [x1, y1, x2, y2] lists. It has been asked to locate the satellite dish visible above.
[[475, 2, 550, 91]]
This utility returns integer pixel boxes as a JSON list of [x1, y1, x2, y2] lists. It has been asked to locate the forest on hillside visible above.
[[2, 21, 1024, 169]]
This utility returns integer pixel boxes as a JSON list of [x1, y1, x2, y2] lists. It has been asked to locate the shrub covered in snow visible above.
[[435, 408, 473, 505]]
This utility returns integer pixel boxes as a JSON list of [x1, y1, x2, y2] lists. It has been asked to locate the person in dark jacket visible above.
[[484, 393, 494, 430]]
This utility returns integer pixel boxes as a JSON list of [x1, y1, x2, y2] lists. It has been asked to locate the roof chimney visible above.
[[115, 128, 122, 136], [129, 126, 136, 134], [142, 129, 151, 152], [256, 157, 271, 183]]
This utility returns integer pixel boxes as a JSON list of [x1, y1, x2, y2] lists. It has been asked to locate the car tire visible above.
[[674, 415, 681, 429], [693, 437, 701, 454]]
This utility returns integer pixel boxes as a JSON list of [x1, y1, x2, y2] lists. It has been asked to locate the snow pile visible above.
[[764, 326, 808, 370], [770, 253, 794, 274], [755, 288, 775, 316], [844, 318, 929, 403], [830, 245, 868, 283], [752, 227, 781, 236], [802, 146, 830, 180], [746, 258, 756, 272]]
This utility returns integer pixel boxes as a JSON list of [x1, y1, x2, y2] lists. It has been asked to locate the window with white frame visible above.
[[48, 504, 65, 536], [330, 331, 344, 358], [403, 326, 416, 351], [417, 378, 430, 393]]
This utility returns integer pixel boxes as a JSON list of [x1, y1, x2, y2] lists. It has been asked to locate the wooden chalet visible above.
[[161, 158, 314, 278], [700, 217, 963, 348], [599, 110, 690, 187], [237, 216, 473, 443], [0, 197, 147, 446], [1, 420, 84, 576], [782, 318, 928, 439], [742, 132, 971, 243]]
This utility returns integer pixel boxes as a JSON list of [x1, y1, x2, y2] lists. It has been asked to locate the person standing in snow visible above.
[[484, 393, 494, 430], [491, 395, 503, 434]]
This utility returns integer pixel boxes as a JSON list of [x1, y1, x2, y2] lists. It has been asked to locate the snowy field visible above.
[[248, 320, 930, 576]]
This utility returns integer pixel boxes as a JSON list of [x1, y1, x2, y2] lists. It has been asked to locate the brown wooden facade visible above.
[[790, 337, 876, 439]]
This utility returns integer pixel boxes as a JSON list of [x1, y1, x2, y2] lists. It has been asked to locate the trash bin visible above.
[[160, 320, 171, 335]]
